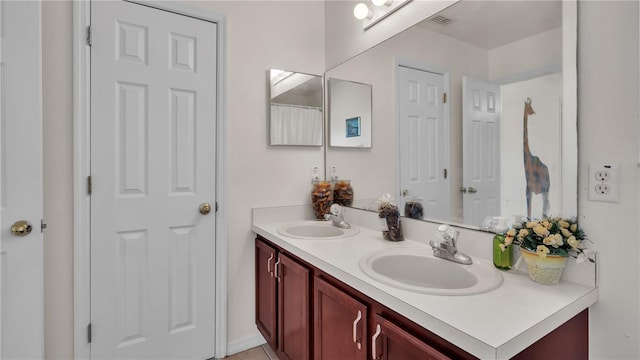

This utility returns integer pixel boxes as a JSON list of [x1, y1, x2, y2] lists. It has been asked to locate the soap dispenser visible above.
[[491, 217, 513, 270]]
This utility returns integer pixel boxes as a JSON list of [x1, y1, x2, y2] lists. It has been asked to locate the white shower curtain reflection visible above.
[[270, 103, 323, 146]]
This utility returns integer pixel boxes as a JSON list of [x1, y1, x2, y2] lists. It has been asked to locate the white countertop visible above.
[[251, 205, 598, 359]]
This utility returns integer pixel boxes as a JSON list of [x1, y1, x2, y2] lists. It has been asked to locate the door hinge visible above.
[[215, 202, 219, 212], [87, 323, 92, 344], [443, 92, 447, 104], [87, 25, 92, 46], [87, 176, 92, 195], [41, 219, 47, 233], [444, 168, 448, 179]]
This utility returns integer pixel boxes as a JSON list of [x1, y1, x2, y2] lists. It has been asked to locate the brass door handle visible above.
[[468, 187, 478, 194], [199, 203, 212, 215], [11, 221, 32, 236]]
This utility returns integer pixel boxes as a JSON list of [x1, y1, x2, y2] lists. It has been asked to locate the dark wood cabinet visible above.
[[511, 309, 588, 360], [255, 235, 588, 360], [255, 239, 277, 348], [277, 253, 310, 360], [371, 314, 450, 360], [313, 277, 368, 360], [255, 238, 310, 360]]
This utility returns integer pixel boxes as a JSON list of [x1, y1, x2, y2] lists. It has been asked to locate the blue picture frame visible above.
[[346, 117, 361, 138]]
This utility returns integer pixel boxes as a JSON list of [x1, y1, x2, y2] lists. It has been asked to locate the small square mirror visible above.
[[328, 78, 372, 148], [269, 68, 323, 146]]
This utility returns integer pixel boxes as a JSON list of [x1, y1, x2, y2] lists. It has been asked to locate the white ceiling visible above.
[[416, 0, 562, 50]]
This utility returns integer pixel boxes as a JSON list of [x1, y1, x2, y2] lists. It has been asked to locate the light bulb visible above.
[[353, 3, 373, 20], [372, 0, 392, 6]]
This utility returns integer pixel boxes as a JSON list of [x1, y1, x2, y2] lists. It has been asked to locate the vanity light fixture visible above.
[[372, 0, 393, 7], [353, 0, 412, 30], [353, 3, 373, 20]]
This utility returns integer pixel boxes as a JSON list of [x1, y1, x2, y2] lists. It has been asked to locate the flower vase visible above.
[[519, 248, 568, 285]]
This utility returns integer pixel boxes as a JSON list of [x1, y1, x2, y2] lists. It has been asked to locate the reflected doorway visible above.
[[397, 65, 450, 221]]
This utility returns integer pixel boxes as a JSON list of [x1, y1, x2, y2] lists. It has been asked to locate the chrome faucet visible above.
[[324, 204, 351, 229], [429, 224, 472, 265]]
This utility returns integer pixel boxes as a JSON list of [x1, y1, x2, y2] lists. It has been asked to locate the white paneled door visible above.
[[462, 77, 501, 226], [0, 1, 44, 358], [398, 65, 449, 220], [90, 1, 217, 358]]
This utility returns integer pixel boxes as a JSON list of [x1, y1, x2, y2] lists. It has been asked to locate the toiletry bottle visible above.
[[492, 232, 513, 270]]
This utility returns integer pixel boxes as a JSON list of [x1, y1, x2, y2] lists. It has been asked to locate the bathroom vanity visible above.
[[252, 206, 598, 359]]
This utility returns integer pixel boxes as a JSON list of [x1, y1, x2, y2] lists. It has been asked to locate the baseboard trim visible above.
[[226, 334, 266, 356]]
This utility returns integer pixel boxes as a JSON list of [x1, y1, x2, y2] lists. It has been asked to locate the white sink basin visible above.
[[278, 221, 359, 240], [359, 248, 503, 296]]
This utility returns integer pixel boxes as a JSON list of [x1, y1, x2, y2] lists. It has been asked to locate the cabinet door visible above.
[[372, 315, 451, 360], [255, 239, 277, 348], [278, 253, 310, 360], [314, 277, 368, 360]]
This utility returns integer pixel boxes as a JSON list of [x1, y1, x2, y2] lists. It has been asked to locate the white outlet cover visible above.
[[310, 166, 320, 181], [588, 163, 619, 202]]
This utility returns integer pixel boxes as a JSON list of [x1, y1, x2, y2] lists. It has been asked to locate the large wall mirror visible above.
[[269, 68, 323, 146], [325, 1, 577, 230]]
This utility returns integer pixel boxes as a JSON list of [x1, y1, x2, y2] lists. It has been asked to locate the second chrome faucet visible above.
[[430, 224, 472, 265]]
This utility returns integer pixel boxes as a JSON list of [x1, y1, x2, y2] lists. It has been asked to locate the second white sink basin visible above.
[[359, 248, 503, 296], [278, 221, 359, 240]]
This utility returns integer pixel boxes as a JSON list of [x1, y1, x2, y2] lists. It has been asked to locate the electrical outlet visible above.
[[588, 163, 619, 202], [330, 165, 338, 180], [594, 170, 611, 182], [594, 183, 610, 195], [310, 166, 320, 181]]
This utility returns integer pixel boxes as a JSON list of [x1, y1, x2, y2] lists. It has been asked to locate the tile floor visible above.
[[224, 345, 278, 360]]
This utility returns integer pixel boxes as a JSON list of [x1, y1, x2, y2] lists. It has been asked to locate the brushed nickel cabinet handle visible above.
[[353, 310, 362, 349], [274, 258, 281, 282], [267, 253, 274, 276], [371, 324, 381, 360]]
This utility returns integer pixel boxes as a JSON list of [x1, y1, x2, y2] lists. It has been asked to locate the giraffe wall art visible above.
[[522, 98, 550, 219]]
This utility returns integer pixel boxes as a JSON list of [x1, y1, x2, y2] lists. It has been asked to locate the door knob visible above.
[[199, 203, 212, 215], [468, 187, 478, 193], [460, 187, 467, 193], [11, 221, 32, 236], [402, 189, 409, 197]]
